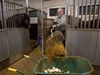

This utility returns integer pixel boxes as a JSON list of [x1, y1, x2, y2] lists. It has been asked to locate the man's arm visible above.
[[57, 15, 66, 27]]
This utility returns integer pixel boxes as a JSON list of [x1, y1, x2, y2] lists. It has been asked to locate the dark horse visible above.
[[0, 13, 30, 29]]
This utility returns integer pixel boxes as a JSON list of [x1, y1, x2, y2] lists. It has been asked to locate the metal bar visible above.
[[84, 0, 88, 29], [73, 0, 76, 17], [26, 0, 29, 15], [70, 6, 72, 29], [11, 3, 14, 28], [88, 0, 92, 29], [12, 3, 14, 28], [68, 6, 71, 28], [97, 1, 100, 29], [13, 3, 16, 28], [72, 5, 74, 29], [7, 2, 10, 28], [0, 1, 3, 29], [13, 3, 16, 27], [92, 0, 97, 29], [67, 6, 70, 28], [10, 3, 12, 28], [8, 3, 11, 28], [6, 2, 8, 28], [26, 7, 29, 15], [65, 0, 68, 53], [12, 4, 14, 28], [73, 0, 77, 29], [80, 0, 84, 29], [66, 6, 68, 16], [77, 0, 79, 29], [7, 3, 10, 28], [70, 6, 72, 28], [66, 6, 68, 28], [41, 0, 44, 55], [1, 0, 7, 29], [1, 1, 4, 29]]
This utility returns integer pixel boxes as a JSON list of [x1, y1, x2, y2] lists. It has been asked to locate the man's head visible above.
[[57, 8, 64, 17]]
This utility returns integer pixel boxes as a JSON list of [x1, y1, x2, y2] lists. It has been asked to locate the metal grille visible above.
[[0, 1, 3, 29], [0, 0, 29, 29], [67, 0, 100, 30]]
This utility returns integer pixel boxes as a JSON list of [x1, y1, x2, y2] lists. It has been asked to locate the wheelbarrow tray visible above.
[[34, 56, 94, 75]]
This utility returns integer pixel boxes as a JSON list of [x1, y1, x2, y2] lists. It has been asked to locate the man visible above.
[[53, 8, 67, 46], [53, 8, 66, 36]]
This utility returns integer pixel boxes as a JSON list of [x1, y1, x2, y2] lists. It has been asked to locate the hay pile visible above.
[[45, 42, 67, 61]]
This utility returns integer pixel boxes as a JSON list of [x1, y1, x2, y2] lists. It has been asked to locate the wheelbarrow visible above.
[[8, 55, 94, 75], [34, 56, 94, 75]]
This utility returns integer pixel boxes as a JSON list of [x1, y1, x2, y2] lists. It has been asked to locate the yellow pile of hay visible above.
[[45, 43, 67, 61]]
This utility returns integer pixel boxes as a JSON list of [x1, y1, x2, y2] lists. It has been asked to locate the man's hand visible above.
[[52, 25, 57, 28]]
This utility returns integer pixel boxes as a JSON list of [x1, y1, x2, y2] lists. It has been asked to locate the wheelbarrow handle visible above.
[[8, 68, 17, 72], [24, 55, 30, 58], [8, 67, 26, 75], [24, 55, 38, 64]]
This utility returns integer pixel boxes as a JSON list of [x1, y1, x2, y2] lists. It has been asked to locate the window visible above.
[[29, 10, 37, 17], [48, 6, 66, 19], [49, 7, 65, 16], [49, 8, 58, 16]]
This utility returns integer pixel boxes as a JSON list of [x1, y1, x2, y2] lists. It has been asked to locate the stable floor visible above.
[[0, 47, 100, 75]]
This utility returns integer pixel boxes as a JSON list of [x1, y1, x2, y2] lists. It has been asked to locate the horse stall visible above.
[[66, 0, 100, 65], [0, 0, 33, 70], [29, 9, 47, 42]]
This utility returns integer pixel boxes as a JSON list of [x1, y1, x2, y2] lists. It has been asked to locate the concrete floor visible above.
[[0, 47, 42, 75], [0, 47, 100, 75]]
